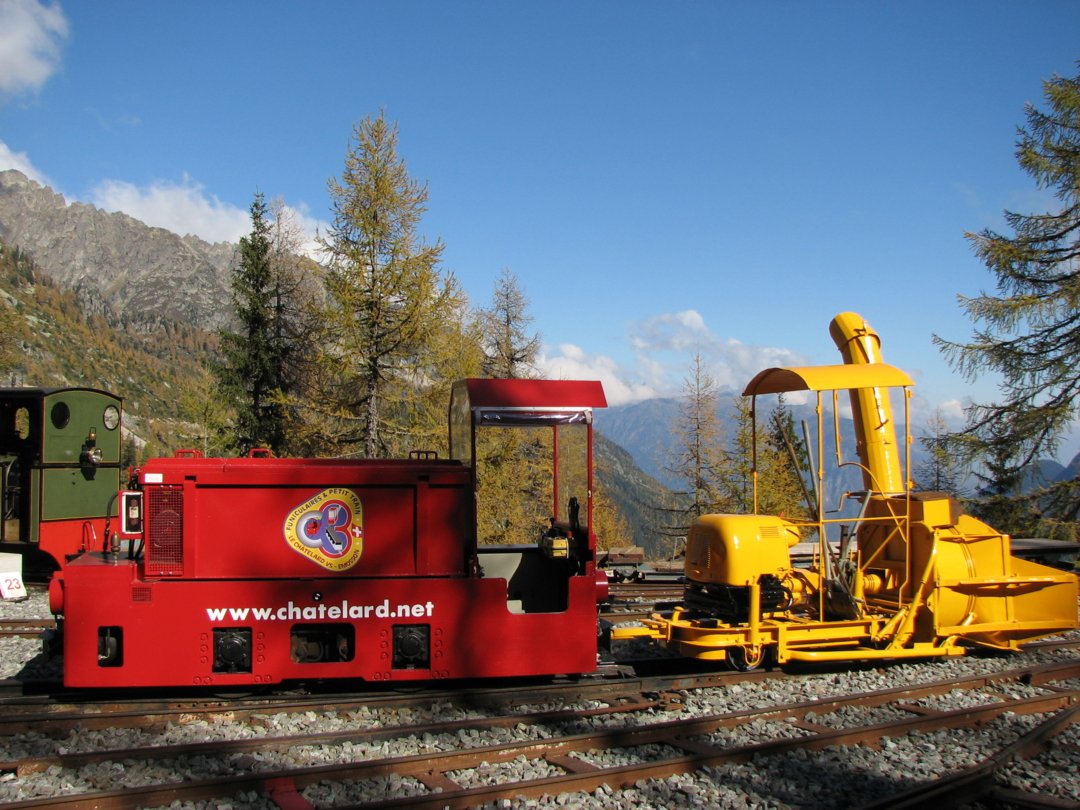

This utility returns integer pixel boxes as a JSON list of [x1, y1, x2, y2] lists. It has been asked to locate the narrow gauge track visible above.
[[0, 638, 1076, 728], [1, 652, 1076, 809], [0, 667, 763, 736], [600, 580, 685, 621], [599, 605, 654, 622], [606, 582, 684, 602], [0, 620, 54, 639]]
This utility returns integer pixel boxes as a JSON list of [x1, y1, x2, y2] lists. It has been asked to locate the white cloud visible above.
[[630, 309, 802, 391], [630, 309, 713, 354], [935, 398, 968, 425], [538, 310, 807, 407], [273, 199, 327, 258], [0, 139, 55, 188], [88, 176, 329, 252], [537, 344, 661, 407], [0, 0, 69, 97], [89, 176, 253, 244], [0, 148, 328, 252]]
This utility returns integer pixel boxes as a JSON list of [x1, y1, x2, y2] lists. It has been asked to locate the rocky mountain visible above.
[[0, 170, 236, 332], [594, 431, 685, 556], [1061, 453, 1080, 482], [597, 392, 823, 491], [0, 238, 214, 455], [594, 395, 688, 487]]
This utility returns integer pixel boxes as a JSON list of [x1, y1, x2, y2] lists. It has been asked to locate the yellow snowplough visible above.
[[614, 312, 1078, 669]]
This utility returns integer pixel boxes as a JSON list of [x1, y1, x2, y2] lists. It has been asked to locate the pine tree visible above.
[[316, 112, 462, 458], [592, 449, 633, 552], [398, 299, 484, 457], [479, 268, 540, 378], [180, 369, 230, 457], [934, 64, 1080, 533], [214, 192, 291, 454], [666, 353, 730, 526], [969, 423, 1041, 536], [762, 394, 815, 520], [474, 426, 554, 544], [263, 198, 320, 455], [914, 409, 968, 497]]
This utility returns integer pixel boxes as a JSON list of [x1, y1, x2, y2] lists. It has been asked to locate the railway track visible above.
[[606, 581, 684, 602], [601, 581, 684, 621], [0, 645, 1076, 808], [0, 620, 53, 639], [0, 665, 766, 734]]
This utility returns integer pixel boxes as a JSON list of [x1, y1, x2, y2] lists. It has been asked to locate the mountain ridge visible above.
[[0, 169, 236, 332]]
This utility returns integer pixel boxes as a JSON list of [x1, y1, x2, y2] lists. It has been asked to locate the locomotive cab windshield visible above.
[[449, 379, 607, 614]]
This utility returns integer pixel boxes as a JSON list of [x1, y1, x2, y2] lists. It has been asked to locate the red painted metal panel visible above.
[[60, 554, 600, 687], [36, 517, 110, 563], [458, 379, 607, 409], [135, 457, 471, 580]]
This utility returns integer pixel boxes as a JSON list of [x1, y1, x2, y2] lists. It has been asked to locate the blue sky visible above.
[[2, 1, 1079, 457]]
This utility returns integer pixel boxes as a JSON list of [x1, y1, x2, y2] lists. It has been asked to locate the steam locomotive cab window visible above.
[[0, 406, 31, 542], [14, 407, 30, 441], [103, 405, 120, 430], [50, 401, 70, 430]]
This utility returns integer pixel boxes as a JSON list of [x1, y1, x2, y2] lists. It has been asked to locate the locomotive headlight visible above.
[[80, 428, 102, 470]]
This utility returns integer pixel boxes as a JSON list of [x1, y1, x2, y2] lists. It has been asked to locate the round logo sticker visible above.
[[283, 488, 364, 571]]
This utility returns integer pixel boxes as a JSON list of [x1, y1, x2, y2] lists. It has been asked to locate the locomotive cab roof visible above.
[[449, 379, 606, 461]]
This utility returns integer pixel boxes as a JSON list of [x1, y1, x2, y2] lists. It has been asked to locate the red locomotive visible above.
[[49, 379, 609, 688]]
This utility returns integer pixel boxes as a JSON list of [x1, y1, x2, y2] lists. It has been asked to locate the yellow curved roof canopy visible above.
[[742, 362, 915, 396]]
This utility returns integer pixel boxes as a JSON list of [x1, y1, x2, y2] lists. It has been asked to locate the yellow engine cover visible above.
[[685, 514, 800, 586]]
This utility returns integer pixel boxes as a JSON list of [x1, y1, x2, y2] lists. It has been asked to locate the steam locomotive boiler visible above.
[[615, 312, 1078, 669], [50, 379, 609, 688]]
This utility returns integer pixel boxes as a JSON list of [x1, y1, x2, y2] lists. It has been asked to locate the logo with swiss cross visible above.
[[283, 488, 364, 571]]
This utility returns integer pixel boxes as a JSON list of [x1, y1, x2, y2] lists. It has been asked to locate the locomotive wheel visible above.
[[727, 644, 770, 672]]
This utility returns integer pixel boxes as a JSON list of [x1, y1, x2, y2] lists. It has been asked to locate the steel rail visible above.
[[855, 703, 1079, 810], [0, 667, 768, 736], [2, 637, 1076, 732], [0, 619, 54, 638]]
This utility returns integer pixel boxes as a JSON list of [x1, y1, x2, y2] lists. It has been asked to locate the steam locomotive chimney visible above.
[[828, 312, 905, 496]]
